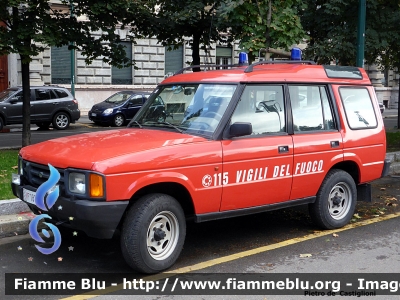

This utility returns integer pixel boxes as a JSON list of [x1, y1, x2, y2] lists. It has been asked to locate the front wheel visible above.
[[121, 193, 186, 274], [0, 117, 3, 131], [113, 114, 125, 127], [309, 169, 356, 229]]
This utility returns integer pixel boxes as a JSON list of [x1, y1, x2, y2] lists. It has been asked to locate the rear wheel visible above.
[[53, 112, 70, 130], [0, 117, 3, 131], [121, 193, 186, 274], [113, 114, 125, 127], [309, 169, 356, 229]]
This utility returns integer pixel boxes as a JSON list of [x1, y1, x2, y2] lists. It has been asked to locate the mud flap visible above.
[[357, 183, 372, 202]]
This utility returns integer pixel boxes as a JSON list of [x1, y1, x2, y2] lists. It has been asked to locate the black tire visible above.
[[309, 169, 356, 229], [36, 122, 50, 129], [113, 114, 125, 127], [121, 193, 186, 274], [0, 117, 3, 131], [52, 112, 70, 130]]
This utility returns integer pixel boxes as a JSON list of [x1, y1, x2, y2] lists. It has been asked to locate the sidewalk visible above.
[[1, 152, 400, 238]]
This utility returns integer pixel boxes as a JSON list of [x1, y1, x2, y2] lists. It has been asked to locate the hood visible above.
[[20, 128, 207, 169]]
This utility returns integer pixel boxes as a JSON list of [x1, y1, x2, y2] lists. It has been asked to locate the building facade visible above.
[[5, 37, 399, 112]]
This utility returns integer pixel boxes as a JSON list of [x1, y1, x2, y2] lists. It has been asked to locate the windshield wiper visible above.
[[157, 121, 183, 133], [129, 121, 142, 128]]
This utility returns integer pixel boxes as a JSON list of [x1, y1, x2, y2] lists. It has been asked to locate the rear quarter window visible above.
[[54, 89, 70, 98], [340, 87, 377, 129]]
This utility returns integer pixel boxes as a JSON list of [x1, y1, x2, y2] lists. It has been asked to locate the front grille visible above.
[[22, 160, 66, 195]]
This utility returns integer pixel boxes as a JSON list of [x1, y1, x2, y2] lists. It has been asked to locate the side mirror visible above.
[[9, 97, 20, 104], [229, 122, 252, 137], [184, 88, 193, 96]]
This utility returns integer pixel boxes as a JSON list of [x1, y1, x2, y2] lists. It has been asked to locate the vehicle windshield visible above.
[[0, 89, 17, 102], [129, 84, 237, 138], [105, 92, 132, 103]]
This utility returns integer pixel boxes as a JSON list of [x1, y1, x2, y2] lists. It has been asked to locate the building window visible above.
[[112, 42, 132, 85], [216, 47, 232, 69], [51, 46, 71, 84], [165, 46, 183, 75]]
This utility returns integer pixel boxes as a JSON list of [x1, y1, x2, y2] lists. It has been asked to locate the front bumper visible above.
[[12, 183, 128, 239], [88, 111, 113, 125]]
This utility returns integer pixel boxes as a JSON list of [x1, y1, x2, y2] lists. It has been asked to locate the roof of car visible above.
[[13, 86, 68, 89], [161, 63, 372, 86], [116, 90, 152, 94]]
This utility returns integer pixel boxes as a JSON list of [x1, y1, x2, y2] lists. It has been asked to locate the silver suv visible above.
[[0, 86, 80, 130]]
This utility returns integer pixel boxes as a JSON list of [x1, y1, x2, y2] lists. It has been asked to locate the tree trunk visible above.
[[192, 33, 201, 72], [265, 0, 272, 60], [21, 55, 31, 147]]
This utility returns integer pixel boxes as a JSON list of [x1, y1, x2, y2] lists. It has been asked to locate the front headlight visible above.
[[69, 172, 86, 194], [67, 170, 105, 199], [103, 108, 113, 115]]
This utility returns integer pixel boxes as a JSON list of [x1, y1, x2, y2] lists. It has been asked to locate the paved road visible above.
[[0, 116, 116, 149]]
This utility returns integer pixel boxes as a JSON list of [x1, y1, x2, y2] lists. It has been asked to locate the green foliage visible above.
[[386, 131, 400, 152], [299, 0, 400, 69], [132, 0, 231, 66], [0, 150, 19, 201], [0, 0, 141, 67], [219, 0, 308, 59]]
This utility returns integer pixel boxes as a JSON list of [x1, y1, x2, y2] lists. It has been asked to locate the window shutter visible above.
[[165, 46, 183, 75], [51, 46, 71, 84], [112, 42, 133, 85]]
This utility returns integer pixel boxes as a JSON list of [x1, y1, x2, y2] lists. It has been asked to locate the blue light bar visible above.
[[239, 52, 249, 65], [290, 48, 302, 60]]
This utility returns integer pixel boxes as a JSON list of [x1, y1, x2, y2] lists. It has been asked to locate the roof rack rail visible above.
[[174, 63, 246, 75], [244, 60, 316, 73]]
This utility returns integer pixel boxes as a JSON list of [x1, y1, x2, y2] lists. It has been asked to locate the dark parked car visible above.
[[88, 91, 151, 127], [0, 86, 80, 131]]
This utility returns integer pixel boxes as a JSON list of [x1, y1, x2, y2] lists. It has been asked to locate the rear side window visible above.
[[130, 95, 143, 105], [53, 89, 70, 98], [289, 85, 336, 132], [35, 89, 51, 100], [340, 87, 377, 129]]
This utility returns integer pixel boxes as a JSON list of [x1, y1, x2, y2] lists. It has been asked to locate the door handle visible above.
[[278, 145, 289, 153], [330, 141, 340, 148]]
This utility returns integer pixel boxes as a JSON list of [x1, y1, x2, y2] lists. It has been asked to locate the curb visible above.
[[0, 212, 36, 238], [0, 199, 30, 215], [1, 153, 400, 239]]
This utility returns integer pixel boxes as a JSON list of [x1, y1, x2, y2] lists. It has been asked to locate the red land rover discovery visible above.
[[12, 58, 390, 274]]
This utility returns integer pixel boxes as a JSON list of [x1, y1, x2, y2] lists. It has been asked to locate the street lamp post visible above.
[[356, 0, 366, 68], [70, 1, 75, 97]]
